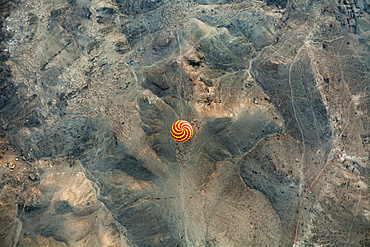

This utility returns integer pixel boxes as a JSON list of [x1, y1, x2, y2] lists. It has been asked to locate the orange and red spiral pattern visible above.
[[171, 120, 193, 143]]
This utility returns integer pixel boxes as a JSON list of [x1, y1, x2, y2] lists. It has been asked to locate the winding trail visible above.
[[293, 152, 339, 244], [176, 142, 194, 247]]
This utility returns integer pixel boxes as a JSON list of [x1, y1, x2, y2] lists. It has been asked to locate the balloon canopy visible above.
[[170, 120, 193, 143]]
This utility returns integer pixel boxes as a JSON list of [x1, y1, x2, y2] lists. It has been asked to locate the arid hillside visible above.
[[0, 0, 369, 246]]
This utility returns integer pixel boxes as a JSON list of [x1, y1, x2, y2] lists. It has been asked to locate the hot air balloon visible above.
[[171, 120, 193, 143]]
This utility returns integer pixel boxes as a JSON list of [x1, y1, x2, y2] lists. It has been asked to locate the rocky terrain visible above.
[[0, 0, 369, 246]]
